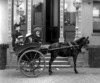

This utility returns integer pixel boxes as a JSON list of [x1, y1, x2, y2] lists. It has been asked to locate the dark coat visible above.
[[12, 30, 22, 48]]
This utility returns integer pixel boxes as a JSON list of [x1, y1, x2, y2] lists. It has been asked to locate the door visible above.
[[46, 0, 60, 43], [64, 0, 76, 42], [32, 0, 46, 42]]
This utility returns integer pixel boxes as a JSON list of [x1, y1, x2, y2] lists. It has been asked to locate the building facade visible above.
[[0, 0, 100, 67]]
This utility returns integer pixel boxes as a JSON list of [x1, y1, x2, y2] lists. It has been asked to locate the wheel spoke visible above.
[[31, 60, 40, 68], [30, 52, 32, 61], [20, 59, 28, 63], [32, 71, 35, 75], [36, 56, 41, 60], [24, 54, 30, 61], [36, 68, 40, 73], [33, 52, 37, 59], [18, 50, 45, 77]]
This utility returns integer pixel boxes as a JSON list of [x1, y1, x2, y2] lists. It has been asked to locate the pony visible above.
[[48, 37, 89, 75]]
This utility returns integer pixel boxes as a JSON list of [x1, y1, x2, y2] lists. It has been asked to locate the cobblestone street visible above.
[[0, 68, 100, 83]]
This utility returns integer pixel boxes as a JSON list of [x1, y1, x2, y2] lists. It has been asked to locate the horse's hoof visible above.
[[49, 72, 52, 75], [49, 71, 53, 75], [16, 67, 19, 70], [75, 71, 78, 74]]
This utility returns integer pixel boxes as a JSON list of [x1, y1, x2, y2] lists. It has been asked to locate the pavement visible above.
[[0, 68, 100, 83]]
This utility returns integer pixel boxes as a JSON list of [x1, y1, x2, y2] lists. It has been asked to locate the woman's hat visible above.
[[14, 23, 20, 27], [14, 23, 20, 29], [18, 35, 24, 38], [33, 27, 42, 32], [26, 33, 31, 37]]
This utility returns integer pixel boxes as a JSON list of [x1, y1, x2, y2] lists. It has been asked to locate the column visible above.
[[8, 0, 13, 43], [74, 7, 82, 40], [27, 0, 32, 34], [59, 0, 64, 42], [74, 0, 82, 41]]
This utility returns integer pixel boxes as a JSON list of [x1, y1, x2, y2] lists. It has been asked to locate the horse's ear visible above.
[[86, 36, 89, 39]]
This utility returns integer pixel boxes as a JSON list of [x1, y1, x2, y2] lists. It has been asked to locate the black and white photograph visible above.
[[0, 0, 100, 83]]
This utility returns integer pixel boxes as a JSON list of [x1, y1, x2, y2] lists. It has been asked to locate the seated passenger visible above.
[[33, 31, 42, 44], [24, 33, 33, 44], [15, 35, 24, 45], [12, 24, 22, 50]]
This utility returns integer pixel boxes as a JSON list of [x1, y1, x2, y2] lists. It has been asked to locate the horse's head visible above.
[[75, 37, 89, 50]]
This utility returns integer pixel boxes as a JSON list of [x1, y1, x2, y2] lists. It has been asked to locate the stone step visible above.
[[44, 65, 71, 68], [8, 56, 68, 62], [7, 60, 70, 68], [8, 49, 71, 68], [6, 64, 71, 69], [10, 52, 68, 60], [45, 57, 68, 60], [8, 60, 70, 66]]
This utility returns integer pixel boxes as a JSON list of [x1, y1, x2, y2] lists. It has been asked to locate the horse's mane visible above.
[[75, 37, 85, 44], [49, 37, 87, 49]]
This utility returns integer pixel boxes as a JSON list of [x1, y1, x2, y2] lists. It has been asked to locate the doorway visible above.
[[46, 0, 60, 43], [31, 0, 75, 43]]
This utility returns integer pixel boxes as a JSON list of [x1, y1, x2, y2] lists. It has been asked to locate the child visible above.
[[24, 33, 33, 44]]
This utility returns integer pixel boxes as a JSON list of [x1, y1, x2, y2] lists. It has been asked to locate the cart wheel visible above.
[[18, 49, 45, 77]]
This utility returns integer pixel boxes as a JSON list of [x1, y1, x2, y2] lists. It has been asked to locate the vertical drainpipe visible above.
[[59, 0, 64, 42]]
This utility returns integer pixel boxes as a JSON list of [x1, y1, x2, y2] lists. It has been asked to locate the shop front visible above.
[[8, 0, 77, 44], [2, 0, 99, 68], [6, 0, 78, 67], [10, 0, 100, 68]]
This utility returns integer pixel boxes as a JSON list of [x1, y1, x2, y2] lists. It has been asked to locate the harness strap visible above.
[[67, 41, 73, 47], [73, 41, 81, 52]]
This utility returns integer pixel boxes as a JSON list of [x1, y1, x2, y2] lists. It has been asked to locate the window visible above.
[[13, 0, 26, 25], [64, 0, 76, 26], [32, 0, 44, 26], [13, 0, 27, 36], [93, 1, 100, 33]]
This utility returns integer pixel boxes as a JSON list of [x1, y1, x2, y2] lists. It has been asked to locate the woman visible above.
[[32, 27, 43, 44], [12, 24, 22, 50]]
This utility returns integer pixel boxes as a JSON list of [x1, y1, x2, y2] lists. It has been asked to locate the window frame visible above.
[[93, 1, 100, 33]]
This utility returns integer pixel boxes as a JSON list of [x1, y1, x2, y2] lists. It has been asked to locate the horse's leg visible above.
[[73, 55, 78, 74], [49, 51, 57, 75], [49, 58, 55, 75]]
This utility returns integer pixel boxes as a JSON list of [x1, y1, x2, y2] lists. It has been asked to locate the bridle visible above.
[[81, 38, 89, 50], [72, 41, 81, 52], [72, 37, 89, 52]]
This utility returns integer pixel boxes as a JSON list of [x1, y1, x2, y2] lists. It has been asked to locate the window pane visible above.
[[64, 0, 76, 26], [93, 1, 100, 33], [32, 0, 44, 26], [13, 0, 27, 36]]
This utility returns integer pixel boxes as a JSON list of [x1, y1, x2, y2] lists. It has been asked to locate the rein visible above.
[[49, 44, 79, 51], [73, 38, 87, 52], [48, 37, 89, 51]]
